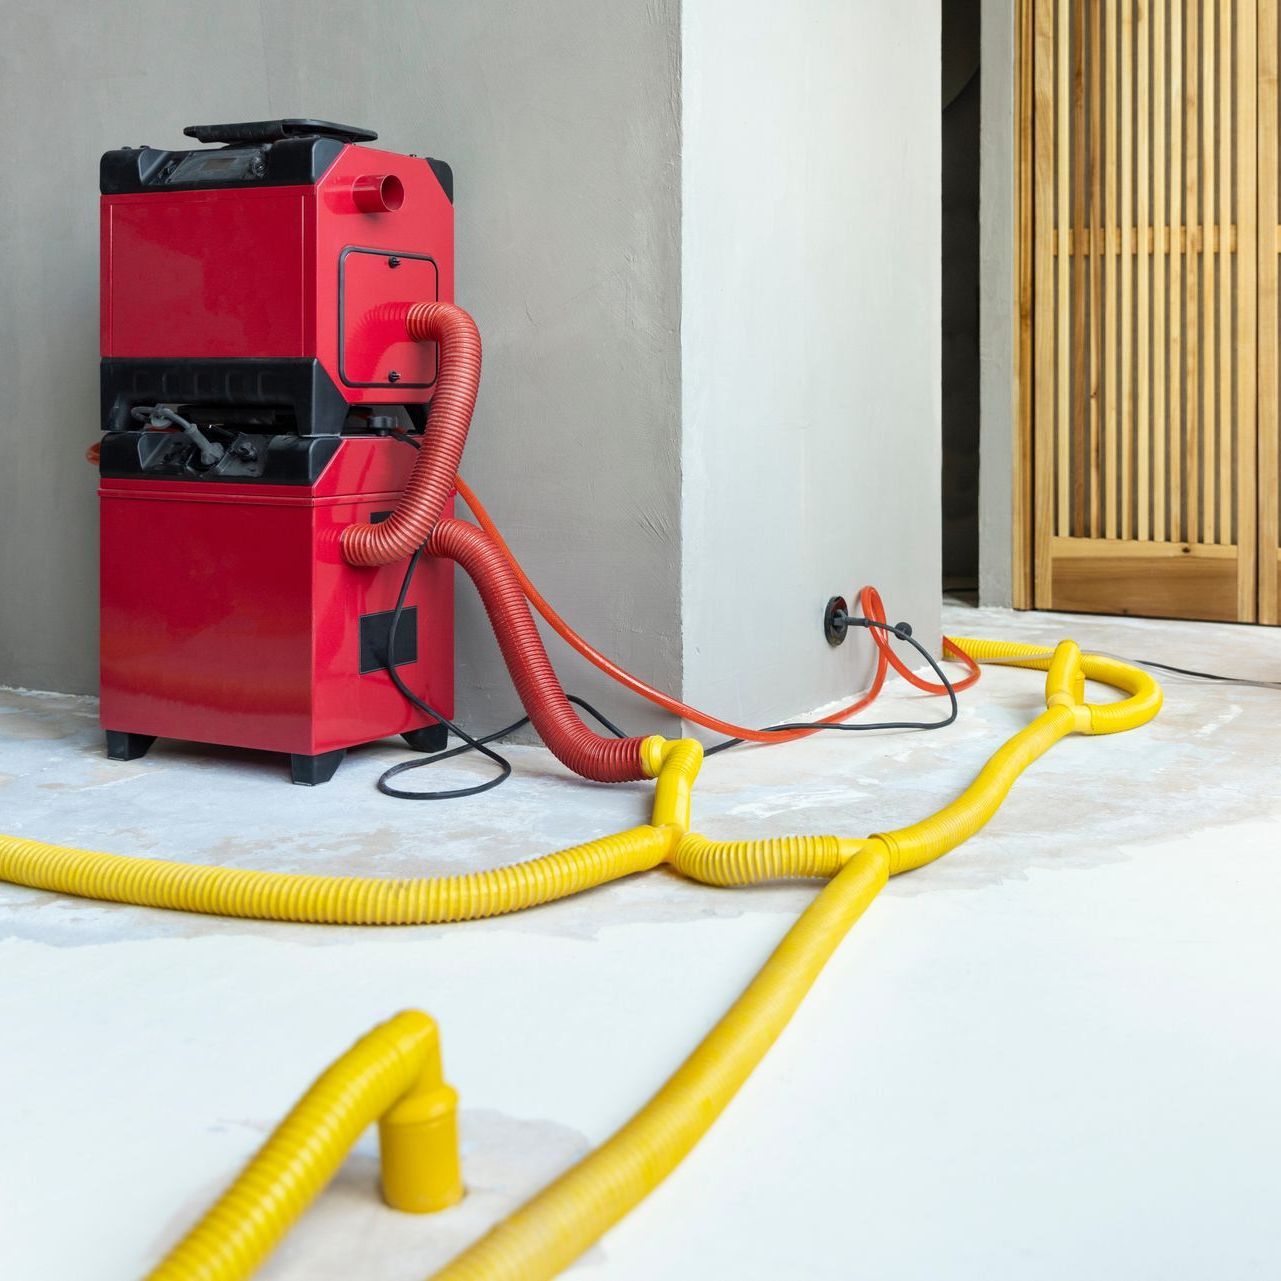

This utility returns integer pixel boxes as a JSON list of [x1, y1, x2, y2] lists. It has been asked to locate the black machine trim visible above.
[[426, 158, 454, 203], [100, 136, 346, 195], [99, 431, 342, 485], [101, 357, 353, 437]]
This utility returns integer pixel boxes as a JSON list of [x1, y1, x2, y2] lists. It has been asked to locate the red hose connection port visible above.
[[352, 173, 405, 213]]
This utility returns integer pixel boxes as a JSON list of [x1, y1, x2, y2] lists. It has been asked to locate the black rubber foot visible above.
[[290, 748, 346, 786], [105, 730, 156, 761], [401, 723, 449, 753]]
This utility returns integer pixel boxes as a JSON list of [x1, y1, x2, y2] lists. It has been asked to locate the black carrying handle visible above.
[[183, 119, 378, 146]]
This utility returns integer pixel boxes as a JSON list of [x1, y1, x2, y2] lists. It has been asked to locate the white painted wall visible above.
[[680, 0, 943, 728]]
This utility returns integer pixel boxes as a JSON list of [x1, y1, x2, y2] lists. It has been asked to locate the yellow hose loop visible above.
[[670, 832, 857, 886], [424, 847, 890, 1281], [148, 1011, 461, 1281], [949, 635, 1162, 737], [0, 826, 670, 925]]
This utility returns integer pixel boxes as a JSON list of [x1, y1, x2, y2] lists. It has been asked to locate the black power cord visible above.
[[1124, 656, 1281, 690], [702, 616, 958, 757], [377, 546, 630, 800]]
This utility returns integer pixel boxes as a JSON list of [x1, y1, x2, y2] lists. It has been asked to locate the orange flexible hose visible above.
[[453, 475, 978, 743], [859, 585, 981, 694]]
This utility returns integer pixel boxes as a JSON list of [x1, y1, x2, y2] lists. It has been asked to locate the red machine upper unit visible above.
[[99, 118, 455, 435]]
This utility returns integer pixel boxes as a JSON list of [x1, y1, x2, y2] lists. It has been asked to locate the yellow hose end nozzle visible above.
[[376, 1010, 464, 1214], [380, 1081, 465, 1213]]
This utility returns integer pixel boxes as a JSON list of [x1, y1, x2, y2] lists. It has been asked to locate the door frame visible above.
[[1013, 0, 1276, 621]]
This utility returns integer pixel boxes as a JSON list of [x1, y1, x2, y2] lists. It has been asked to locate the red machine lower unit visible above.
[[99, 437, 453, 784]]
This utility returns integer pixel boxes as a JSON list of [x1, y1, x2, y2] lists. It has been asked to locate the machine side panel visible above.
[[101, 187, 314, 359], [310, 494, 455, 753], [98, 441, 452, 758], [99, 485, 317, 753]]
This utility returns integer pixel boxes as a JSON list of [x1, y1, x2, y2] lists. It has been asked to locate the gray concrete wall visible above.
[[1, 1, 946, 746], [0, 1, 683, 737], [680, 0, 942, 728], [978, 0, 1018, 606]]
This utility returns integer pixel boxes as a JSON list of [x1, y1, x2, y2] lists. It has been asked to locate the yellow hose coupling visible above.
[[639, 734, 668, 779], [1044, 641, 1093, 734], [648, 738, 704, 834]]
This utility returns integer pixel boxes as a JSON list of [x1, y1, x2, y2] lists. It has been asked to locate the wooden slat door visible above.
[[1031, 0, 1260, 621]]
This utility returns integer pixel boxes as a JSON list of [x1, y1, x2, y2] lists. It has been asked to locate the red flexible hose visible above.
[[342, 303, 482, 567], [453, 476, 977, 742], [428, 518, 649, 782], [341, 301, 644, 781], [335, 299, 973, 780]]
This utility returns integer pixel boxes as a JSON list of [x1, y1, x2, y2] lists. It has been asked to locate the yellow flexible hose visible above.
[[426, 848, 889, 1281], [0, 825, 669, 924], [422, 640, 1162, 1280], [670, 832, 855, 886], [0, 637, 1163, 1281], [148, 1011, 462, 1281]]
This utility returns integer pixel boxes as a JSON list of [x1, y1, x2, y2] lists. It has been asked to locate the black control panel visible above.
[[99, 120, 377, 195]]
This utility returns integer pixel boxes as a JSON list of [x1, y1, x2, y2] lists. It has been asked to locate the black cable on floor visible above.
[[702, 617, 958, 757], [1126, 656, 1281, 690], [378, 545, 629, 800]]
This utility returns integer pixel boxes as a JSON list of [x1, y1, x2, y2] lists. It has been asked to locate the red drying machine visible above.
[[97, 119, 455, 783]]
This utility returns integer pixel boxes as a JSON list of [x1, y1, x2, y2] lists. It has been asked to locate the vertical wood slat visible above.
[[1259, 0, 1279, 623], [1239, 0, 1259, 619], [1137, 0, 1152, 543], [1202, 0, 1217, 544], [1091, 0, 1105, 535], [1121, 0, 1135, 540], [1034, 0, 1057, 607], [1016, 0, 1035, 610], [1106, 0, 1120, 538], [1218, 0, 1234, 548], [1057, 0, 1072, 535], [1072, 0, 1089, 536], [1170, 0, 1185, 542], [1153, 0, 1168, 542], [1186, 1, 1200, 546]]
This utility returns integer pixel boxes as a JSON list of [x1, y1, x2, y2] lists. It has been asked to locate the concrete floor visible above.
[[1, 602, 1278, 1280]]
